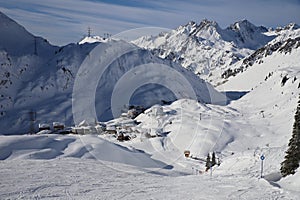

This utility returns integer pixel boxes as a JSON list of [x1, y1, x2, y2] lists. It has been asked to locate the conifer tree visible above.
[[280, 96, 300, 177], [205, 153, 211, 171], [211, 152, 216, 167]]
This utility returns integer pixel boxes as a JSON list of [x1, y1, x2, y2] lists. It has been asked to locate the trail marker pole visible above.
[[260, 155, 265, 178]]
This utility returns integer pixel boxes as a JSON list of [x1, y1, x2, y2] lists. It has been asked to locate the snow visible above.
[[133, 19, 274, 86], [1, 12, 300, 199], [134, 99, 234, 158], [0, 134, 167, 168], [0, 11, 225, 134], [0, 158, 297, 199], [219, 48, 300, 91], [0, 110, 299, 197], [0, 134, 299, 199], [279, 171, 300, 192], [1, 78, 299, 198], [78, 36, 107, 45]]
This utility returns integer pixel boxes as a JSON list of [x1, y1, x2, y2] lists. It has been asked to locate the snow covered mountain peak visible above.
[[0, 11, 33, 54], [0, 11, 55, 57], [229, 19, 267, 33], [0, 12, 54, 56], [198, 19, 219, 30], [177, 18, 270, 49], [186, 20, 197, 27], [224, 19, 271, 50], [133, 19, 275, 85], [133, 18, 300, 87], [0, 11, 17, 26], [176, 19, 221, 40], [285, 22, 300, 30], [276, 23, 300, 32], [78, 35, 108, 45]]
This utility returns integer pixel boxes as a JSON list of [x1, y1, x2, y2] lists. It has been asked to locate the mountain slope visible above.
[[224, 19, 271, 50], [0, 12, 224, 134], [220, 35, 300, 86], [133, 19, 276, 86], [133, 20, 300, 87], [0, 12, 56, 57]]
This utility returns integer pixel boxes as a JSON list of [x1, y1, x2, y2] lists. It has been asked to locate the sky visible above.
[[0, 0, 300, 45]]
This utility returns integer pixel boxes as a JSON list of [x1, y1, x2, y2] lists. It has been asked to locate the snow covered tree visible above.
[[280, 96, 300, 177]]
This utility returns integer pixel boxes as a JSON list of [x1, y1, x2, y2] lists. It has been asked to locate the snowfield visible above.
[[0, 134, 300, 200], [1, 157, 299, 200]]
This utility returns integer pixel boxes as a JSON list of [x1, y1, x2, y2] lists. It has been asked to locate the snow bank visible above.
[[279, 171, 300, 192], [0, 134, 169, 169]]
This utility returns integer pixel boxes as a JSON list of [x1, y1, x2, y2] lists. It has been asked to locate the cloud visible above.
[[1, 0, 182, 44], [1, 0, 299, 45]]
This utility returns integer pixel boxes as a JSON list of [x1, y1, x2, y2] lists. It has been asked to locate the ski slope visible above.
[[1, 157, 299, 199]]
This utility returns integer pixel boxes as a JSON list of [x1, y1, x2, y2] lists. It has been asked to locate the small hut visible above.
[[53, 122, 65, 131], [106, 126, 117, 134], [39, 123, 50, 131], [72, 127, 90, 134]]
